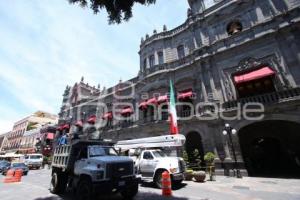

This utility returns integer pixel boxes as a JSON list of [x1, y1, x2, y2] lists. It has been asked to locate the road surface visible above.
[[0, 168, 300, 200]]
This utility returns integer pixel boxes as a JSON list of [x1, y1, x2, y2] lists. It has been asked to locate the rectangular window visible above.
[[177, 45, 185, 59], [149, 55, 155, 67], [143, 58, 147, 70], [158, 51, 164, 65]]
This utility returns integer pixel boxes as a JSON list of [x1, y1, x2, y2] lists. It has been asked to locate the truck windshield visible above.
[[89, 146, 118, 157], [29, 155, 42, 159], [12, 163, 26, 167], [152, 150, 167, 158]]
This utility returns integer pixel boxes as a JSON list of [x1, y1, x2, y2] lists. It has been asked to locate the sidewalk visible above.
[[139, 175, 300, 200]]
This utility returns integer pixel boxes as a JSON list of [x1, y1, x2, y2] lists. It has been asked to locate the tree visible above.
[[67, 0, 156, 24]]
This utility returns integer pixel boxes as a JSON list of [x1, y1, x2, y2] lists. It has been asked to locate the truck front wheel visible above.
[[76, 178, 94, 200], [50, 172, 67, 194], [154, 170, 167, 189], [121, 181, 138, 200]]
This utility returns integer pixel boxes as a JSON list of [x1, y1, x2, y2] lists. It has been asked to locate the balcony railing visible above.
[[178, 109, 192, 118], [223, 87, 300, 110], [144, 54, 193, 76]]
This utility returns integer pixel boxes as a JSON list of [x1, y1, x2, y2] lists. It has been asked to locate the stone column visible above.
[[199, 70, 208, 102], [208, 69, 216, 92]]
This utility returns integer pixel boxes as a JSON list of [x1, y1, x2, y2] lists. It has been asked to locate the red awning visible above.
[[138, 101, 148, 110], [102, 112, 113, 120], [157, 95, 168, 104], [121, 107, 133, 116], [178, 91, 193, 100], [46, 133, 54, 140], [87, 115, 96, 123], [75, 120, 83, 127], [234, 66, 275, 84], [62, 124, 70, 129], [147, 98, 157, 105]]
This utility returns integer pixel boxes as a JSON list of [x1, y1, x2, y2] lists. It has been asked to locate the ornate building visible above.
[[58, 0, 300, 178]]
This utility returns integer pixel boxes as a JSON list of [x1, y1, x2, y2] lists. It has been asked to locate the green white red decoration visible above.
[[169, 79, 179, 134]]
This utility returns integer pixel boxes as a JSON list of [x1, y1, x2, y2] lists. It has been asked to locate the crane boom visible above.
[[115, 134, 186, 151]]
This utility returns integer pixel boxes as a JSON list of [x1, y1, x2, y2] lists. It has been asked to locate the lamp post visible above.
[[222, 123, 242, 178]]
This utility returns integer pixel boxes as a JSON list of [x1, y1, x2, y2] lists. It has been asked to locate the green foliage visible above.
[[67, 0, 156, 24], [26, 122, 38, 131], [182, 150, 189, 163], [204, 152, 216, 165], [192, 149, 202, 166]]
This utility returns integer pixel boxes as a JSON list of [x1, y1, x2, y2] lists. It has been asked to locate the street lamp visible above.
[[223, 123, 242, 178]]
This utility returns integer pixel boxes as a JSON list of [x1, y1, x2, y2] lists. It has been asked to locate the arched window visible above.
[[227, 20, 243, 35], [177, 45, 185, 59]]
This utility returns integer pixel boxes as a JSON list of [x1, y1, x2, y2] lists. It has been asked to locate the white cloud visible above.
[[0, 0, 188, 133]]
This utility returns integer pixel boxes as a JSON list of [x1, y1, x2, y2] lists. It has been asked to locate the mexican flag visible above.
[[169, 80, 179, 134]]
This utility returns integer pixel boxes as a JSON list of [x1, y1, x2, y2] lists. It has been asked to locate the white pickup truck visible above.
[[135, 149, 185, 188], [115, 134, 186, 188], [24, 153, 43, 169]]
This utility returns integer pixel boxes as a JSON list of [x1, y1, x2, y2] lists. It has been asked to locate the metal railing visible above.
[[178, 109, 192, 118], [223, 87, 300, 109]]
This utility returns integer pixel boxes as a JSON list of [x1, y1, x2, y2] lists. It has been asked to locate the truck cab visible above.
[[24, 154, 43, 169], [73, 145, 134, 182], [136, 149, 185, 188], [50, 140, 139, 200], [115, 134, 187, 188]]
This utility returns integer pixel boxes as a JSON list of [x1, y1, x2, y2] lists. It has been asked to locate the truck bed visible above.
[[52, 145, 71, 169], [52, 140, 115, 170]]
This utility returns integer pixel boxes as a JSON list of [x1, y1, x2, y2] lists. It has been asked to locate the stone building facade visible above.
[[2, 111, 58, 152], [58, 0, 300, 178], [19, 128, 41, 154], [0, 132, 10, 154]]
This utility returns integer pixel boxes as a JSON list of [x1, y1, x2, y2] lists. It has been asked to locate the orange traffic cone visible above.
[[162, 171, 172, 196], [14, 169, 23, 182], [3, 169, 16, 183]]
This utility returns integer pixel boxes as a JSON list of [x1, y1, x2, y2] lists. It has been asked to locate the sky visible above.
[[0, 0, 189, 133]]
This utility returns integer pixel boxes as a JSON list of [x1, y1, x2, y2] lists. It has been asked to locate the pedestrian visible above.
[[58, 134, 68, 145]]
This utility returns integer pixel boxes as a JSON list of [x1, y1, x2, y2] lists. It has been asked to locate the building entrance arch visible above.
[[185, 131, 204, 166], [238, 120, 300, 178]]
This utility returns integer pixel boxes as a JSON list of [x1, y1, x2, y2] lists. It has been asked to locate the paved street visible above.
[[1, 169, 300, 200]]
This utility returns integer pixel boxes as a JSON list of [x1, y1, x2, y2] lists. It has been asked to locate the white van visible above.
[[24, 154, 43, 169]]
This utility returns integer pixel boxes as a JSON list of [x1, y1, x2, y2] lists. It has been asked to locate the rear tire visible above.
[[121, 181, 138, 200], [50, 172, 67, 194], [76, 178, 94, 200]]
